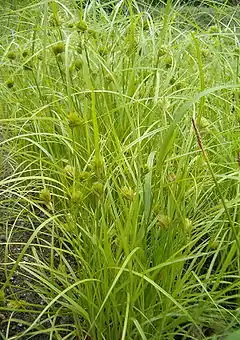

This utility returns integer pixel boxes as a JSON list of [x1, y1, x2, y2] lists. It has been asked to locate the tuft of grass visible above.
[[1, 0, 240, 339]]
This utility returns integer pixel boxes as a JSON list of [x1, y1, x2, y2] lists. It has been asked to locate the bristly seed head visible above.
[[164, 55, 172, 69], [22, 50, 29, 58], [49, 14, 62, 27], [39, 188, 51, 204], [92, 156, 104, 172], [157, 214, 171, 229], [76, 20, 88, 32], [64, 165, 75, 177], [87, 29, 97, 38], [6, 79, 14, 88], [121, 186, 136, 201], [208, 25, 219, 34], [158, 46, 168, 57], [70, 190, 83, 204], [167, 173, 176, 182], [183, 218, 193, 234], [79, 171, 91, 181], [92, 182, 104, 196], [68, 112, 83, 129], [52, 42, 65, 55], [74, 59, 83, 71], [199, 116, 210, 131], [6, 51, 17, 60], [39, 188, 53, 211]]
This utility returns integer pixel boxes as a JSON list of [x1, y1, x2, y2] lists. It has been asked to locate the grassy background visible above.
[[1, 0, 240, 339]]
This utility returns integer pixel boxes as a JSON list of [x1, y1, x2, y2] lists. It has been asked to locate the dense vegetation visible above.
[[1, 0, 240, 339], [152, 0, 240, 5]]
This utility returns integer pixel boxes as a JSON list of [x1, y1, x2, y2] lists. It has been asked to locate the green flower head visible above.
[[92, 182, 104, 196], [52, 42, 65, 55], [68, 112, 83, 129], [7, 51, 17, 60], [121, 186, 136, 201]]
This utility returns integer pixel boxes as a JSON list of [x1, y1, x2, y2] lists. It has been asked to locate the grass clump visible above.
[[1, 0, 240, 339]]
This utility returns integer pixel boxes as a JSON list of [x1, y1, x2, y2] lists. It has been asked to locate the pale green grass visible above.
[[1, 0, 240, 339]]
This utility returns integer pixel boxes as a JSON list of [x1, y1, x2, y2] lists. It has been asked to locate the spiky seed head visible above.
[[183, 218, 193, 234], [78, 171, 91, 181], [164, 55, 172, 69], [158, 214, 171, 229], [199, 116, 210, 131], [22, 50, 29, 58], [68, 112, 83, 129], [98, 46, 107, 57], [39, 188, 51, 204], [92, 182, 104, 196], [52, 42, 65, 55], [121, 186, 136, 201], [88, 29, 97, 38], [76, 20, 88, 32], [92, 156, 104, 172], [64, 165, 75, 177], [74, 59, 83, 70], [70, 190, 83, 204], [7, 51, 17, 60], [167, 173, 176, 182], [208, 25, 218, 34], [158, 46, 168, 57], [201, 49, 210, 58], [6, 79, 14, 88]]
